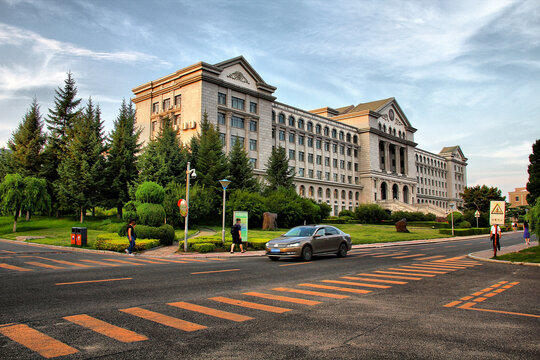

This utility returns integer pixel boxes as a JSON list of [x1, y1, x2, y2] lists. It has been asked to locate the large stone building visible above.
[[508, 187, 529, 208], [132, 56, 467, 216]]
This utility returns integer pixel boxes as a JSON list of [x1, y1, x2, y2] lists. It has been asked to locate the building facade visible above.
[[132, 56, 468, 216], [508, 187, 529, 208]]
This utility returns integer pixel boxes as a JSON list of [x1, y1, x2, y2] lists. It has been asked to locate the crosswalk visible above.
[[0, 256, 482, 358], [0, 255, 227, 273]]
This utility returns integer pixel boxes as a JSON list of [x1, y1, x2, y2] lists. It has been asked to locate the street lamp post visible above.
[[449, 203, 455, 236], [219, 179, 231, 245], [183, 162, 197, 252]]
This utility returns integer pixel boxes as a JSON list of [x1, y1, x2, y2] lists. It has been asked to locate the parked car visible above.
[[265, 225, 352, 261]]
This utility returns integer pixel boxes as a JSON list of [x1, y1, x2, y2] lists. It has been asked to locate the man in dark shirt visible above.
[[230, 218, 244, 253]]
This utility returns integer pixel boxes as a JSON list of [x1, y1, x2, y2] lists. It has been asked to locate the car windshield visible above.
[[283, 226, 316, 237]]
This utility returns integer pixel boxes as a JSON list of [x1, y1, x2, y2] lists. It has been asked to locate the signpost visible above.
[[489, 201, 506, 226], [474, 210, 480, 228], [233, 211, 248, 244]]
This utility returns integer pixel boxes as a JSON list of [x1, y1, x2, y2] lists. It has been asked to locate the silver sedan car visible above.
[[265, 225, 352, 261]]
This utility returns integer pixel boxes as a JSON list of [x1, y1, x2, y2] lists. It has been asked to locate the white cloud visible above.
[[0, 64, 65, 92]]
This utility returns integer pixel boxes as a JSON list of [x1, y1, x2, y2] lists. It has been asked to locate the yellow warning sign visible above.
[[489, 201, 506, 225]]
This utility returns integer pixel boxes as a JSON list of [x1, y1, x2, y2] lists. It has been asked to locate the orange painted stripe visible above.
[[442, 256, 466, 261], [460, 296, 474, 300], [243, 292, 321, 305], [55, 278, 132, 286], [175, 258, 207, 263], [279, 262, 313, 267], [33, 257, 91, 267], [298, 283, 372, 294], [461, 306, 540, 319], [510, 281, 520, 285], [459, 302, 477, 309], [24, 261, 64, 270], [142, 257, 189, 264], [120, 307, 206, 331], [64, 314, 148, 342], [392, 254, 426, 259], [398, 266, 450, 273], [414, 263, 467, 269], [128, 258, 167, 264], [0, 256, 12, 258], [0, 250, 16, 253], [372, 253, 407, 258], [191, 269, 240, 275], [340, 276, 407, 285], [498, 281, 509, 284], [471, 292, 485, 296], [357, 273, 422, 280], [502, 285, 514, 289], [208, 258, 227, 261], [474, 297, 487, 302], [321, 280, 390, 289], [273, 287, 349, 299], [416, 255, 445, 260], [0, 323, 78, 358], [81, 259, 121, 267], [0, 263, 33, 272], [168, 301, 253, 322], [209, 297, 291, 313], [102, 258, 145, 266], [494, 289, 506, 293], [444, 301, 462, 308], [388, 267, 447, 274], [484, 292, 498, 297], [374, 270, 435, 277]]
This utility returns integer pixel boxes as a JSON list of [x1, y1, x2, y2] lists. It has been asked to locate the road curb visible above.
[[468, 251, 540, 268]]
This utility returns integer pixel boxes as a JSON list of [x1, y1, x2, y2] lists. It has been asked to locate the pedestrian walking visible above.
[[523, 220, 531, 247], [230, 218, 245, 254], [490, 223, 502, 257], [126, 219, 136, 256]]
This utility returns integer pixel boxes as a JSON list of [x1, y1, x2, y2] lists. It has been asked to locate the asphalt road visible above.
[[0, 232, 538, 359]]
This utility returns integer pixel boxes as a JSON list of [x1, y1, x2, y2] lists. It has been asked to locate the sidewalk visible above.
[[468, 239, 539, 267]]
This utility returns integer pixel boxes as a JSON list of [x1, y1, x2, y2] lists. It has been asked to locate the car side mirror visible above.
[[313, 234, 321, 238]]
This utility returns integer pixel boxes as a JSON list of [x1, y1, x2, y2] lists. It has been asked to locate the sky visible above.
[[0, 0, 538, 198]]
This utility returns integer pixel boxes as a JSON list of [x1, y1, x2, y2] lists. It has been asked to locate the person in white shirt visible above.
[[490, 224, 502, 257]]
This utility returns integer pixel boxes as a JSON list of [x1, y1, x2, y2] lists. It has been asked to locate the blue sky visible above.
[[0, 0, 538, 197]]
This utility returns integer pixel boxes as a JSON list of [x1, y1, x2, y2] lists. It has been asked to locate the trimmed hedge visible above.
[[458, 221, 472, 228], [439, 228, 490, 236], [186, 237, 268, 251], [192, 243, 216, 253], [322, 218, 347, 224], [135, 181, 165, 204], [136, 203, 166, 227], [94, 234, 160, 252], [408, 221, 450, 229], [118, 224, 175, 245]]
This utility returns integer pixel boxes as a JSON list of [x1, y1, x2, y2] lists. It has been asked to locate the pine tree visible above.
[[105, 99, 141, 218], [228, 137, 257, 192], [526, 139, 540, 205], [137, 117, 187, 187], [265, 146, 294, 191], [7, 98, 45, 177], [0, 149, 13, 180], [196, 112, 228, 190]]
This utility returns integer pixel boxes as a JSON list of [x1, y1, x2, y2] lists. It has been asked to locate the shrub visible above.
[[339, 210, 355, 218], [439, 228, 490, 236], [163, 181, 185, 228], [135, 181, 165, 204], [188, 237, 225, 248], [322, 218, 347, 224], [458, 220, 471, 228], [192, 243, 216, 253], [227, 190, 266, 228], [136, 203, 166, 227], [122, 200, 140, 222], [94, 234, 160, 252], [354, 204, 389, 224], [249, 238, 268, 250], [447, 211, 463, 224], [318, 202, 332, 221], [120, 224, 176, 245]]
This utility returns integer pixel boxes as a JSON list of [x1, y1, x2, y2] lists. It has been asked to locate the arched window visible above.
[[315, 124, 321, 134], [392, 184, 399, 200], [299, 185, 305, 196], [346, 133, 351, 142], [415, 154, 418, 161], [272, 111, 276, 122], [288, 115, 295, 127], [381, 182, 388, 200], [334, 189, 339, 198], [379, 123, 382, 131], [307, 121, 313, 132], [326, 188, 331, 198], [324, 126, 330, 136], [353, 135, 358, 144], [349, 191, 353, 200], [318, 187, 323, 198], [398, 131, 402, 138], [308, 186, 314, 197], [403, 186, 409, 204], [298, 118, 304, 129], [332, 129, 337, 138], [339, 131, 344, 140], [355, 191, 360, 201], [383, 125, 387, 133], [393, 129, 396, 136], [278, 113, 285, 124], [341, 190, 346, 199]]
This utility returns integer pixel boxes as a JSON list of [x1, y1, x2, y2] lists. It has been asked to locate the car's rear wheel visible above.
[[337, 243, 348, 258], [301, 245, 313, 261], [269, 256, 280, 261]]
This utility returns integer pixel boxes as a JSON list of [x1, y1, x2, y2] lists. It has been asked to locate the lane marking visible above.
[[437, 261, 479, 266], [387, 267, 447, 274], [462, 306, 540, 319], [279, 262, 313, 267], [340, 276, 407, 285], [128, 258, 167, 264], [372, 253, 408, 258], [298, 283, 372, 294], [0, 250, 16, 253], [32, 257, 91, 268], [63, 314, 148, 343], [243, 292, 321, 305], [191, 269, 240, 275], [0, 256, 13, 258], [0, 323, 78, 358], [0, 263, 33, 272], [273, 287, 349, 299], [474, 297, 487, 302], [102, 258, 145, 266], [321, 280, 390, 289], [168, 301, 253, 322], [24, 261, 64, 270], [444, 301, 462, 308], [397, 266, 450, 273], [415, 263, 468, 269], [120, 307, 206, 331], [142, 257, 189, 264], [209, 297, 291, 313], [374, 271, 435, 277], [405, 265, 459, 271], [80, 259, 121, 267], [55, 278, 132, 286], [392, 254, 426, 259], [175, 258, 207, 263], [208, 258, 228, 261], [356, 273, 422, 280], [416, 255, 445, 260], [460, 296, 474, 300]]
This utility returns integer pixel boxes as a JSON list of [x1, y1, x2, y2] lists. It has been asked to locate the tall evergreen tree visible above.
[[138, 117, 187, 187], [461, 185, 505, 213], [0, 149, 13, 180], [228, 137, 257, 192], [265, 146, 294, 191], [526, 139, 540, 205], [196, 112, 228, 190], [105, 99, 141, 218], [7, 98, 45, 177]]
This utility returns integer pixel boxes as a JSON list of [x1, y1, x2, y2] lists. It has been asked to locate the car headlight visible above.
[[265, 242, 269, 248], [287, 242, 300, 247]]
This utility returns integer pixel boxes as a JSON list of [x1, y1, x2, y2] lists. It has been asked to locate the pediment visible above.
[[377, 99, 413, 130], [214, 56, 275, 93]]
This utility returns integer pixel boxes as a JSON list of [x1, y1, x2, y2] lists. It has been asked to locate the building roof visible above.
[[337, 98, 394, 115], [439, 146, 460, 154]]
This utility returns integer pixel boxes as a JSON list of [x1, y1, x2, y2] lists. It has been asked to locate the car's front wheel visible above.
[[337, 243, 348, 258], [301, 245, 313, 261], [269, 256, 280, 261]]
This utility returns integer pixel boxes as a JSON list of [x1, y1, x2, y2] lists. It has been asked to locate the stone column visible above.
[[385, 142, 390, 173], [395, 146, 401, 175]]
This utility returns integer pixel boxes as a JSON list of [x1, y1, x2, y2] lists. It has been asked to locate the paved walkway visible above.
[[468, 239, 539, 266]]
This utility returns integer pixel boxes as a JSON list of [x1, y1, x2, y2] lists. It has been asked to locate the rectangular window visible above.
[[151, 121, 157, 132], [347, 147, 351, 156], [250, 102, 257, 113], [288, 166, 295, 174], [340, 146, 344, 155], [307, 137, 313, 147], [355, 177, 359, 184], [354, 149, 358, 158], [333, 158, 338, 167], [316, 155, 322, 165], [272, 128, 275, 139], [298, 135, 304, 145], [218, 92, 226, 105], [316, 139, 322, 149], [348, 176, 352, 184], [308, 169, 314, 178], [152, 102, 159, 113], [230, 135, 244, 146], [249, 158, 257, 167], [289, 149, 295, 159], [249, 139, 257, 151], [174, 95, 181, 107], [333, 173, 338, 182], [279, 130, 285, 141], [231, 115, 244, 129], [308, 154, 314, 163], [218, 112, 226, 125], [173, 115, 178, 126], [299, 168, 305, 177], [249, 120, 257, 132], [317, 170, 322, 180], [298, 151, 305, 162], [347, 162, 352, 170], [340, 160, 345, 169], [219, 133, 225, 146], [325, 172, 330, 180], [325, 157, 330, 166], [162, 98, 170, 110], [289, 133, 295, 143], [333, 144, 338, 153], [232, 96, 245, 110], [354, 163, 358, 171], [341, 175, 346, 183], [324, 142, 330, 151]]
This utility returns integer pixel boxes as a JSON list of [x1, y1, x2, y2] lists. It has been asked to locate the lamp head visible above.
[[191, 170, 197, 179], [219, 179, 231, 190]]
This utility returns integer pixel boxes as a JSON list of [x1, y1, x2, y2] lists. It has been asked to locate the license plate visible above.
[[270, 248, 280, 253]]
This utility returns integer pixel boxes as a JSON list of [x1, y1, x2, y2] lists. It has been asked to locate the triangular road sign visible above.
[[491, 203, 504, 214]]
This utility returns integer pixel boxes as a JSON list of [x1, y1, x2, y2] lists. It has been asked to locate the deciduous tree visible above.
[[461, 185, 505, 213], [0, 174, 25, 232]]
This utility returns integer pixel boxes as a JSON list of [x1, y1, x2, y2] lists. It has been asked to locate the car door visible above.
[[324, 226, 342, 252], [311, 227, 330, 253]]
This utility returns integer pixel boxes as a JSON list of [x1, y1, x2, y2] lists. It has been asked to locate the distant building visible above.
[[132, 56, 468, 216], [508, 187, 529, 207]]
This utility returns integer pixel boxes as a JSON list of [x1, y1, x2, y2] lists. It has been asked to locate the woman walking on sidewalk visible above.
[[490, 223, 502, 257], [126, 219, 137, 256], [523, 221, 531, 247]]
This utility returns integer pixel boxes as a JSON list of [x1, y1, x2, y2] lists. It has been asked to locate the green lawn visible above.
[[496, 245, 540, 263]]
